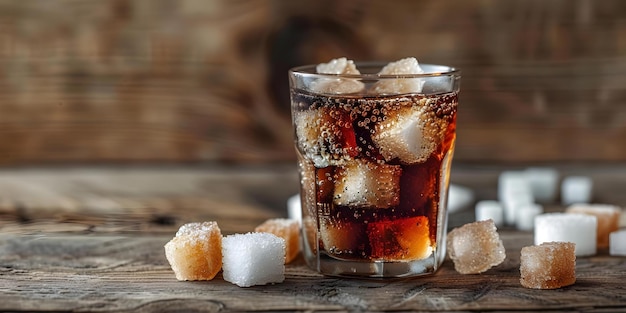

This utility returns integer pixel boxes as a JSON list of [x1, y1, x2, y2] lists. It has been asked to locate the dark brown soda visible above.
[[293, 90, 457, 261]]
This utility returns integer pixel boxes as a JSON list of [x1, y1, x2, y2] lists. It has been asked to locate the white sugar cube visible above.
[[371, 101, 447, 164], [373, 57, 425, 94], [222, 232, 285, 287], [287, 193, 302, 224], [475, 200, 504, 227], [311, 57, 364, 94], [524, 167, 559, 203], [567, 204, 621, 248], [498, 171, 529, 202], [333, 159, 401, 208], [448, 184, 475, 213], [503, 189, 534, 226], [610, 230, 626, 256], [534, 213, 597, 256], [516, 203, 544, 231], [561, 176, 593, 205]]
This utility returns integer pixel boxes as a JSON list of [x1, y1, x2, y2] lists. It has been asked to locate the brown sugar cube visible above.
[[164, 221, 222, 281], [255, 218, 300, 263], [566, 204, 622, 248], [520, 242, 576, 289], [447, 219, 506, 274]]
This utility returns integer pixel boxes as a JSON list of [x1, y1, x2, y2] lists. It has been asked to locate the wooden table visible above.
[[1, 164, 625, 312]]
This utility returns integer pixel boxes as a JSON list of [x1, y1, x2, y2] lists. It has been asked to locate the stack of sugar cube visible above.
[[534, 213, 597, 256], [565, 204, 621, 249], [164, 217, 301, 287]]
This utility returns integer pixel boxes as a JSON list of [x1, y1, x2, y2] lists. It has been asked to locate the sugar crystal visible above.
[[520, 242, 576, 289], [446, 219, 506, 274], [164, 221, 222, 281], [222, 232, 285, 287]]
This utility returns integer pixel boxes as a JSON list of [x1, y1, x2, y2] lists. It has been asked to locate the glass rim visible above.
[[289, 62, 460, 79]]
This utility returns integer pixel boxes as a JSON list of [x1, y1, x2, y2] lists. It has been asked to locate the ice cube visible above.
[[561, 176, 593, 205], [222, 232, 285, 287], [294, 107, 357, 167], [520, 242, 576, 289], [566, 204, 621, 249], [610, 230, 626, 256], [446, 219, 506, 274], [524, 167, 559, 203], [448, 184, 475, 213], [515, 203, 544, 231], [319, 215, 367, 257], [255, 218, 301, 264], [164, 221, 222, 281], [373, 57, 425, 94], [287, 193, 302, 224], [333, 159, 401, 208], [371, 100, 448, 164], [475, 200, 504, 227], [534, 213, 597, 256], [368, 216, 432, 261], [311, 57, 364, 94]]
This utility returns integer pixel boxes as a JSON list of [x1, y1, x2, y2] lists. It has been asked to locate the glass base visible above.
[[306, 250, 442, 278]]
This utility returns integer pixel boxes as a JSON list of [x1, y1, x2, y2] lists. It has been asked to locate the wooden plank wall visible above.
[[0, 0, 624, 165]]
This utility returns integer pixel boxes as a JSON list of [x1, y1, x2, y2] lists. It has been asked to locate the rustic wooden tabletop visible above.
[[1, 164, 625, 312]]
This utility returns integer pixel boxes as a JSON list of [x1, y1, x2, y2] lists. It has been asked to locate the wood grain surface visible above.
[[1, 165, 625, 312], [0, 0, 625, 165]]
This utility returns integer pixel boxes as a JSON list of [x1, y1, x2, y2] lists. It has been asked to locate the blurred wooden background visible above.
[[0, 0, 625, 165]]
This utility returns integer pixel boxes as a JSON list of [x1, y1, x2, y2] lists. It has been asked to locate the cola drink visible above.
[[290, 62, 460, 277]]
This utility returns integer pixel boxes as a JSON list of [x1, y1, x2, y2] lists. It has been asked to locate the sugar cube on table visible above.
[[333, 159, 401, 208], [222, 232, 285, 287], [498, 171, 535, 225], [610, 230, 626, 256], [255, 218, 301, 264], [534, 213, 597, 256], [448, 184, 475, 214], [566, 204, 621, 249], [287, 194, 302, 224], [524, 167, 559, 203], [475, 200, 504, 227], [520, 241, 576, 289], [561, 176, 593, 205], [164, 221, 223, 281], [516, 203, 544, 231], [447, 219, 506, 274]]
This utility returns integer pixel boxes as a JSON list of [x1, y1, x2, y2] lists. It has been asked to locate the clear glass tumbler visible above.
[[289, 62, 460, 278]]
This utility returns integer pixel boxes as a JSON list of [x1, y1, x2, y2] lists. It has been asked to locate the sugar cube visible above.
[[255, 218, 301, 264], [498, 171, 530, 203], [447, 219, 506, 274], [561, 176, 593, 205], [524, 167, 559, 203], [475, 200, 504, 227], [333, 159, 401, 208], [448, 184, 475, 213], [287, 193, 302, 224], [164, 221, 222, 281], [222, 232, 285, 287], [566, 204, 621, 249], [610, 230, 626, 256], [311, 57, 364, 94], [373, 57, 425, 94], [498, 171, 535, 225], [516, 203, 544, 231], [534, 213, 597, 256], [520, 242, 576, 289], [371, 101, 448, 164]]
